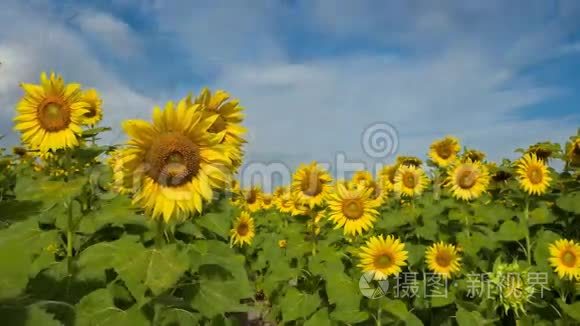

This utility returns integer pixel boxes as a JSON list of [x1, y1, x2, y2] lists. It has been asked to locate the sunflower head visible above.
[[396, 156, 423, 167], [429, 136, 461, 167], [278, 240, 287, 249], [12, 146, 28, 157], [515, 153, 552, 196], [566, 136, 580, 168], [549, 239, 580, 280], [261, 194, 274, 210], [461, 149, 486, 163], [243, 186, 264, 212], [447, 159, 490, 200], [488, 261, 534, 317], [115, 97, 232, 221], [358, 235, 408, 280], [393, 165, 429, 198], [14, 72, 89, 152], [425, 242, 462, 278], [352, 170, 373, 186], [326, 183, 380, 236], [378, 164, 398, 191], [523, 142, 561, 162], [291, 161, 333, 208], [230, 211, 255, 247], [81, 89, 103, 126]]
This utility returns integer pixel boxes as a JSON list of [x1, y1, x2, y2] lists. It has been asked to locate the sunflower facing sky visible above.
[[429, 136, 461, 167], [81, 89, 103, 126], [14, 72, 89, 152], [515, 153, 552, 196], [447, 159, 490, 200], [230, 211, 255, 247], [358, 235, 408, 280], [291, 161, 333, 208], [327, 183, 380, 236], [193, 88, 246, 169], [549, 239, 580, 280], [393, 164, 429, 198], [113, 97, 231, 221], [425, 242, 462, 278]]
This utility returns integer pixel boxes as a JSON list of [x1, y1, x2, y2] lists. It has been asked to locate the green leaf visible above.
[[0, 305, 62, 326], [280, 288, 321, 322], [381, 298, 409, 319], [75, 289, 149, 326], [415, 216, 438, 241], [494, 219, 527, 241], [15, 176, 86, 209], [533, 230, 561, 272], [304, 308, 331, 326], [529, 203, 557, 226], [324, 271, 361, 310], [555, 192, 580, 214], [194, 211, 232, 239], [190, 277, 251, 318], [557, 299, 580, 321], [156, 308, 201, 326], [329, 308, 369, 324], [456, 306, 486, 326], [76, 241, 117, 281], [406, 244, 427, 266], [430, 288, 456, 307], [113, 240, 189, 302], [78, 196, 145, 234]]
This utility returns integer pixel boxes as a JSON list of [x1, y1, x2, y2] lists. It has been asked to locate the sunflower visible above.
[[393, 165, 429, 198], [276, 193, 294, 214], [566, 137, 580, 168], [230, 211, 255, 247], [278, 240, 287, 249], [193, 88, 246, 169], [114, 98, 231, 221], [378, 164, 398, 192], [425, 242, 462, 278], [549, 239, 580, 280], [261, 194, 274, 210], [515, 153, 551, 196], [273, 186, 286, 199], [14, 72, 89, 152], [358, 235, 408, 280], [352, 170, 373, 186], [447, 159, 490, 200], [81, 89, 103, 126], [290, 195, 310, 216], [327, 184, 380, 236], [429, 136, 461, 167], [489, 261, 534, 317], [291, 161, 333, 208], [243, 186, 263, 212], [461, 149, 486, 162], [396, 156, 423, 167]]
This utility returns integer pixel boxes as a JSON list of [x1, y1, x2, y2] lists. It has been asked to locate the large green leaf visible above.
[[0, 305, 62, 326], [555, 192, 580, 214], [280, 288, 321, 322], [304, 308, 331, 326], [15, 175, 86, 210], [558, 299, 580, 321], [494, 219, 527, 241], [324, 271, 361, 310], [156, 308, 201, 326], [455, 306, 486, 326], [190, 277, 251, 318], [528, 203, 557, 226], [532, 230, 561, 272], [78, 196, 145, 234], [75, 289, 149, 326], [329, 308, 369, 324]]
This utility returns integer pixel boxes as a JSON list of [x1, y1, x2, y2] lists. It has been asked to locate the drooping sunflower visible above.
[[489, 261, 534, 317], [425, 242, 462, 278], [515, 153, 552, 196], [230, 211, 255, 247], [566, 137, 580, 168], [352, 170, 373, 186], [193, 88, 246, 169], [327, 184, 380, 236], [393, 165, 429, 198], [14, 72, 89, 152], [447, 159, 490, 200], [81, 89, 103, 126], [548, 239, 580, 280], [114, 98, 231, 221], [291, 161, 333, 208], [396, 156, 423, 167], [243, 186, 263, 212], [429, 136, 461, 167], [461, 149, 486, 162], [358, 235, 408, 280]]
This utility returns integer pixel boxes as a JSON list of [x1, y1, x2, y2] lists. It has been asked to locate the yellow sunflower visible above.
[[352, 170, 373, 186], [447, 159, 490, 200], [566, 137, 580, 168], [378, 164, 398, 192], [243, 186, 263, 212], [396, 156, 423, 167], [278, 239, 287, 249], [193, 88, 246, 169], [429, 136, 461, 167], [230, 211, 255, 247], [327, 184, 380, 236], [261, 194, 274, 210], [461, 149, 486, 162], [515, 153, 552, 196], [358, 235, 408, 280], [393, 165, 429, 197], [549, 239, 580, 280], [114, 97, 231, 221], [290, 195, 310, 216], [276, 192, 294, 214], [291, 161, 333, 208], [425, 242, 462, 278], [81, 89, 103, 126], [14, 72, 89, 152]]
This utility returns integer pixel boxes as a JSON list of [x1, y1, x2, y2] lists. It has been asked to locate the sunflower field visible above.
[[1, 72, 580, 326]]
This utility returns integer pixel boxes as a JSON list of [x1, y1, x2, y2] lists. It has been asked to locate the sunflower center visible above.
[[457, 168, 477, 189], [301, 172, 323, 197], [246, 190, 257, 204], [145, 132, 201, 187], [84, 105, 97, 118], [437, 145, 452, 159], [342, 199, 364, 220], [237, 222, 249, 236], [562, 250, 577, 267], [402, 172, 417, 188], [435, 252, 452, 267], [527, 167, 543, 184], [374, 253, 393, 269], [38, 101, 71, 132]]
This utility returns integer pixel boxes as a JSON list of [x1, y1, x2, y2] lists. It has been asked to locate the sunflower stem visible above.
[[523, 196, 531, 265], [376, 302, 382, 326], [66, 201, 74, 276], [155, 219, 165, 248]]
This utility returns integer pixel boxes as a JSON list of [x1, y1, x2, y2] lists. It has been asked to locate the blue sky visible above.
[[1, 0, 579, 169]]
